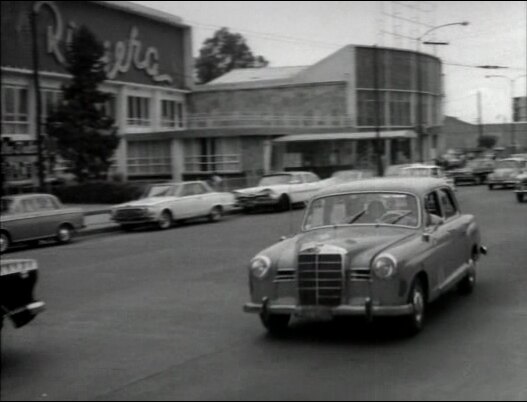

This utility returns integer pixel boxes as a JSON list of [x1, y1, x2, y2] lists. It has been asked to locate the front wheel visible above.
[[56, 224, 74, 244], [209, 206, 223, 223], [517, 193, 525, 203], [488, 184, 495, 190], [260, 313, 291, 336], [275, 195, 291, 213], [458, 263, 476, 295], [0, 232, 10, 254], [157, 211, 173, 230], [404, 279, 426, 336]]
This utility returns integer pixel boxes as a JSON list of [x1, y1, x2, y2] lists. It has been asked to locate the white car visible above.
[[233, 172, 322, 212], [111, 181, 235, 230], [397, 164, 456, 191]]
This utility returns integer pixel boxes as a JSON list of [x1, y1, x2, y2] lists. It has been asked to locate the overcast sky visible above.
[[134, 1, 526, 124]]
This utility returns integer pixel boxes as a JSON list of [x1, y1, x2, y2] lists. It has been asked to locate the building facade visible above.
[[1, 0, 192, 185], [442, 116, 527, 152], [514, 96, 527, 122], [183, 45, 444, 180]]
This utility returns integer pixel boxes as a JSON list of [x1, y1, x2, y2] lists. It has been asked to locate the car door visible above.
[[10, 198, 41, 241], [35, 195, 61, 237], [437, 187, 467, 288], [422, 190, 455, 294], [177, 183, 205, 219]]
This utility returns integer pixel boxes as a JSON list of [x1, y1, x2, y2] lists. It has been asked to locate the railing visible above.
[[187, 113, 355, 129], [184, 154, 242, 174]]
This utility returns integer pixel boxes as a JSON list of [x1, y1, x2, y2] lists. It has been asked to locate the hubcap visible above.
[[0, 235, 7, 253], [59, 228, 71, 242], [413, 290, 425, 325], [159, 214, 171, 228]]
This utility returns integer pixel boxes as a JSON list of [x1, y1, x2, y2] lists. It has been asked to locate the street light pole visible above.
[[415, 21, 469, 163]]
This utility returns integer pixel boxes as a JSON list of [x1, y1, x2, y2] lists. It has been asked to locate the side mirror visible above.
[[279, 236, 288, 242]]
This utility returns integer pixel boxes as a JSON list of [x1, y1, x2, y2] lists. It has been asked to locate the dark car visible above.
[[1, 194, 84, 253], [1, 259, 45, 331], [449, 159, 495, 185]]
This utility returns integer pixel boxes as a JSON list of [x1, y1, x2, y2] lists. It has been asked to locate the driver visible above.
[[356, 200, 386, 223]]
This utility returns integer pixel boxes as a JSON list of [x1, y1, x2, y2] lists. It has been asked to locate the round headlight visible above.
[[372, 255, 398, 280], [250, 256, 272, 279]]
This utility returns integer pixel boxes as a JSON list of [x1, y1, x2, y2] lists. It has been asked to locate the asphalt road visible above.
[[1, 186, 526, 401]]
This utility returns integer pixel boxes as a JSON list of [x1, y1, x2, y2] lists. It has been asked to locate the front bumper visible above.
[[5, 301, 46, 328], [236, 196, 279, 208], [488, 179, 517, 186], [243, 301, 414, 318]]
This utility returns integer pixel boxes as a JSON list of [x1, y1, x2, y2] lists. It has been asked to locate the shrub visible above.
[[51, 182, 147, 204]]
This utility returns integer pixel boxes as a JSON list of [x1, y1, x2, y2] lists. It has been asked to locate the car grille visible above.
[[274, 269, 296, 283], [349, 268, 372, 282], [298, 254, 343, 306], [115, 208, 148, 221]]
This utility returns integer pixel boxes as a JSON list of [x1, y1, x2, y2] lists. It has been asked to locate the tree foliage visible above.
[[47, 26, 118, 182], [195, 28, 269, 84]]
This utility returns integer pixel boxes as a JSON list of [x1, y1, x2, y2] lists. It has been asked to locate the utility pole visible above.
[[373, 45, 384, 177], [30, 8, 45, 192], [477, 90, 484, 141]]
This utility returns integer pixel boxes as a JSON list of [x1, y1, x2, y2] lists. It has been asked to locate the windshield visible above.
[[146, 185, 180, 198], [1, 198, 14, 214], [496, 160, 520, 169], [259, 174, 294, 186], [304, 192, 420, 230]]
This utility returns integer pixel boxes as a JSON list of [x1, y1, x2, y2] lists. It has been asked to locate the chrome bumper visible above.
[[243, 302, 414, 318]]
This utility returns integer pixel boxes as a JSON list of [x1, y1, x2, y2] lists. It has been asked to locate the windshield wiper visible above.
[[386, 211, 413, 225], [345, 209, 367, 224]]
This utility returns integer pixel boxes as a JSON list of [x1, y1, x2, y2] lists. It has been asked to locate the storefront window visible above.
[[358, 91, 386, 127], [1, 86, 29, 135], [41, 89, 63, 124]]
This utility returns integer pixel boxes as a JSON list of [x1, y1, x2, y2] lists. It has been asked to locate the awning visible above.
[[273, 130, 417, 143]]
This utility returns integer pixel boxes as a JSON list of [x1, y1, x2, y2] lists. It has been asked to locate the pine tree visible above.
[[47, 26, 118, 182]]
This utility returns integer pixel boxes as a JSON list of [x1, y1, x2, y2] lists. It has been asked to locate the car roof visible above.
[[264, 171, 313, 176], [316, 177, 449, 197]]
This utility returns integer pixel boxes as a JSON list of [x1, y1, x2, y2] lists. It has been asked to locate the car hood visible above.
[[262, 226, 416, 269], [114, 197, 175, 209]]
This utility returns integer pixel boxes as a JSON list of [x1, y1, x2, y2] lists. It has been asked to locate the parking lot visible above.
[[1, 185, 526, 401]]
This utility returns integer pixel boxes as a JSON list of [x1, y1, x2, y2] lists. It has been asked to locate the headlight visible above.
[[259, 189, 277, 198], [250, 256, 272, 279], [372, 254, 398, 280]]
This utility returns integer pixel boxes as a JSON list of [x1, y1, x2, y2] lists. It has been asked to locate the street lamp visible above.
[[415, 21, 469, 162], [485, 74, 527, 151]]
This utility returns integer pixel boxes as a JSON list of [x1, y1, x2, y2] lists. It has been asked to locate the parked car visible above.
[[0, 194, 84, 253], [395, 164, 456, 191], [1, 259, 45, 331], [449, 159, 495, 185], [321, 169, 376, 187], [514, 170, 527, 203], [244, 178, 487, 336], [234, 172, 322, 212], [111, 181, 235, 230], [487, 158, 527, 190]]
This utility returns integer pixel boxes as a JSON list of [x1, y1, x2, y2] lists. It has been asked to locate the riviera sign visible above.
[[33, 1, 174, 84]]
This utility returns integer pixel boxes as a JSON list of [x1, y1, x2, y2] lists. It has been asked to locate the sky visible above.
[[134, 1, 527, 124]]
